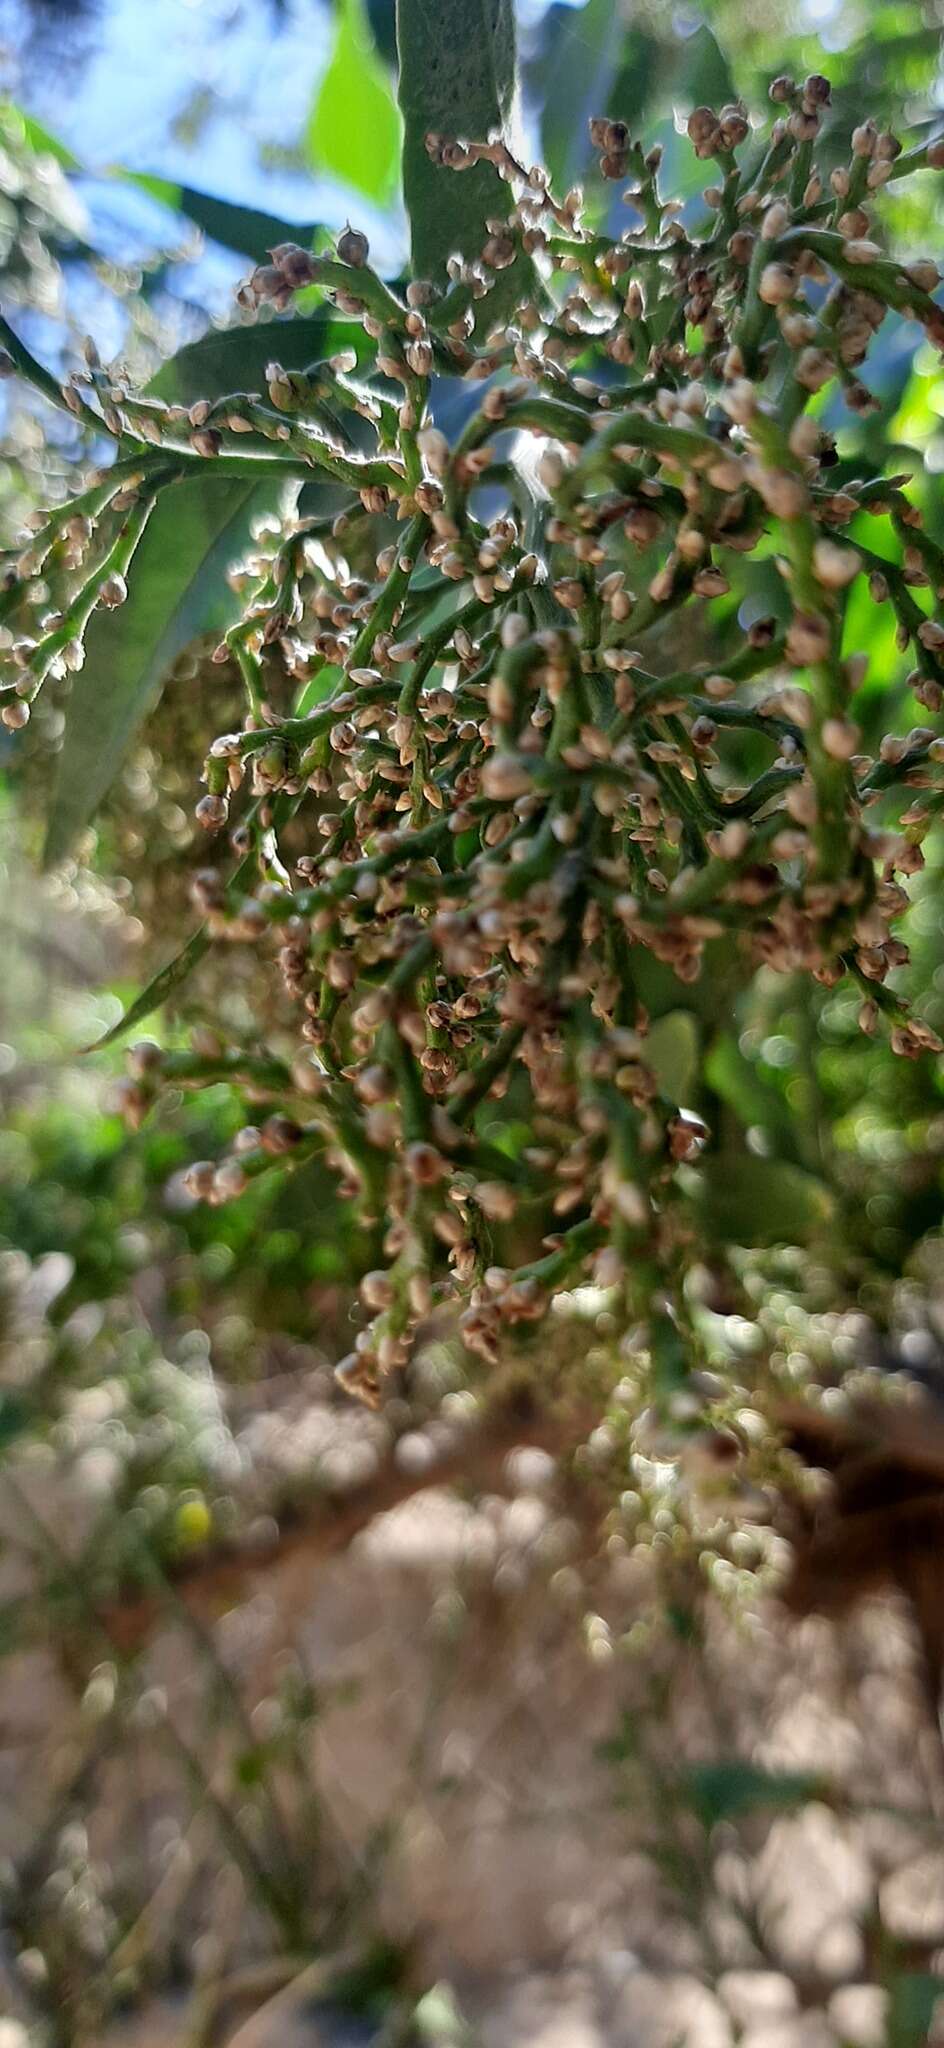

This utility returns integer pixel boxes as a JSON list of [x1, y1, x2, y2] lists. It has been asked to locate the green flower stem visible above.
[[20, 484, 163, 695]]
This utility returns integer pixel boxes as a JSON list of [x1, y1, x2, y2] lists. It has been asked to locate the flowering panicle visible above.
[[6, 76, 944, 1402]]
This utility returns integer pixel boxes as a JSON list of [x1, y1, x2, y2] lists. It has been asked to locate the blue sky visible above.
[[2, 0, 408, 289]]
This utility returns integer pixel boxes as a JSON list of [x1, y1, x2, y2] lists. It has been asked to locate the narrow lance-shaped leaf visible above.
[[119, 173, 324, 266], [83, 842, 258, 1050], [396, 0, 518, 279], [6, 103, 80, 171], [84, 926, 211, 1054]]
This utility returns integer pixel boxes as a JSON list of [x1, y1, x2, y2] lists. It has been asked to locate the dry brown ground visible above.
[[2, 1384, 944, 2046]]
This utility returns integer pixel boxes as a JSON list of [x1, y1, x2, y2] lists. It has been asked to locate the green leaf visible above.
[[888, 1973, 944, 2048], [365, 0, 398, 67], [650, 1312, 690, 1400], [45, 480, 264, 866], [397, 0, 517, 278], [83, 925, 211, 1052], [306, 0, 400, 205], [646, 1010, 699, 1104], [681, 1760, 824, 1831], [120, 174, 323, 266], [294, 663, 343, 716], [695, 1154, 835, 1249], [45, 307, 366, 863], [148, 308, 370, 407], [0, 1391, 30, 1454], [704, 1031, 799, 1154], [677, 22, 734, 109], [2, 102, 80, 171]]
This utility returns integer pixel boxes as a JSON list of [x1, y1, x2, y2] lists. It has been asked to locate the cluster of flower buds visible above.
[[8, 77, 944, 1403]]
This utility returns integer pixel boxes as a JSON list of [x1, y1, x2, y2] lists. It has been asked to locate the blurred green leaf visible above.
[[596, 1708, 638, 1765], [414, 1982, 474, 2045], [306, 0, 400, 204], [650, 1312, 690, 1399], [529, 7, 731, 191], [365, 0, 398, 68], [121, 173, 323, 265], [888, 1973, 944, 2048], [647, 1010, 699, 1104], [0, 1391, 29, 1453], [3, 101, 80, 171], [45, 482, 263, 866], [534, 0, 639, 189], [682, 1760, 825, 1831], [704, 1031, 798, 1152], [84, 924, 211, 1051], [888, 1966, 937, 2048], [46, 307, 367, 862], [397, 0, 517, 278], [695, 1154, 834, 1247]]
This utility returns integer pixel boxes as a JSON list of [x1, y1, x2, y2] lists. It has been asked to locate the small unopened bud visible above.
[[190, 427, 222, 457], [812, 540, 859, 589], [821, 717, 860, 760], [261, 1115, 303, 1154], [405, 1141, 446, 1186], [337, 224, 369, 268], [361, 1269, 395, 1309], [195, 792, 228, 830], [214, 1160, 248, 1201], [418, 425, 450, 476], [184, 1160, 216, 1201]]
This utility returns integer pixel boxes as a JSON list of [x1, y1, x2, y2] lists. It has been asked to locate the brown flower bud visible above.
[[337, 224, 369, 267]]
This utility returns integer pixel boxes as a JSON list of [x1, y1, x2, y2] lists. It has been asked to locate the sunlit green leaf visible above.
[[45, 308, 368, 863], [306, 0, 400, 205], [45, 480, 264, 867], [2, 101, 80, 171], [294, 663, 343, 716]]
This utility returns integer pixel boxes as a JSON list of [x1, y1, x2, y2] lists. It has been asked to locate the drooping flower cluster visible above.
[[6, 78, 944, 1402]]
